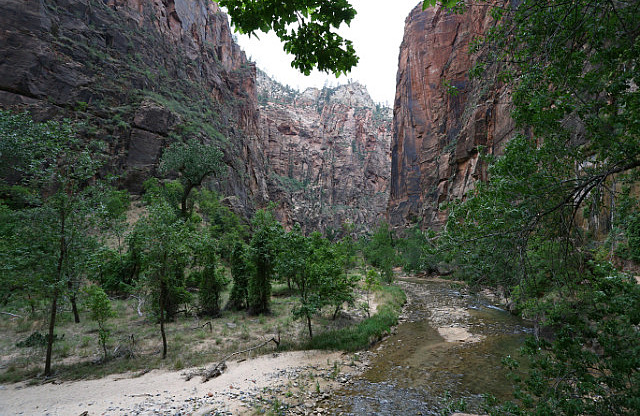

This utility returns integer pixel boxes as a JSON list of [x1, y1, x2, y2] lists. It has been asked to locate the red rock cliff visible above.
[[388, 1, 514, 229], [0, 0, 267, 216], [258, 71, 392, 233]]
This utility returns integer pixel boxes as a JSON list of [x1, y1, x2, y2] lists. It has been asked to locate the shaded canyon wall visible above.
[[0, 0, 268, 216], [0, 0, 392, 231], [388, 1, 514, 229]]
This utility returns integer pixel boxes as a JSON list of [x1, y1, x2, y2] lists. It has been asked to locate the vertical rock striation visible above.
[[388, 1, 514, 229], [258, 71, 392, 233]]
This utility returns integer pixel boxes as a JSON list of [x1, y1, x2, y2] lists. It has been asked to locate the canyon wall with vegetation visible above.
[[258, 71, 392, 233], [0, 0, 391, 231], [388, 1, 514, 229], [0, 0, 268, 216]]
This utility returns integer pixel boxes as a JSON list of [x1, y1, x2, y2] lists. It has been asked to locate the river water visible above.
[[330, 277, 532, 415]]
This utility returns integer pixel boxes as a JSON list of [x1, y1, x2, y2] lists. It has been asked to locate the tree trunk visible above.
[[68, 278, 80, 323], [306, 314, 313, 339], [101, 329, 108, 361], [71, 295, 80, 323], [46, 209, 66, 376], [180, 183, 194, 219], [160, 278, 168, 359], [332, 305, 340, 320], [44, 289, 58, 376], [180, 193, 188, 219]]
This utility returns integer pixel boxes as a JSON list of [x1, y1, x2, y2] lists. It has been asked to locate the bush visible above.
[[16, 332, 52, 348], [308, 285, 405, 351], [84, 285, 115, 360], [492, 273, 640, 415]]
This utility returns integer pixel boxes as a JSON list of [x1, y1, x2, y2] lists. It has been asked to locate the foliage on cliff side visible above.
[[430, 0, 640, 414]]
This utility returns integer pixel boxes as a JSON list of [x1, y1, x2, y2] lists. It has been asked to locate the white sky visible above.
[[232, 1, 421, 106]]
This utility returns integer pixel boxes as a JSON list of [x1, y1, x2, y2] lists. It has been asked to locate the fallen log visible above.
[[192, 321, 212, 332], [184, 335, 281, 382]]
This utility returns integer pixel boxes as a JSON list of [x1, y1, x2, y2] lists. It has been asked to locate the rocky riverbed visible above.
[[324, 277, 532, 415]]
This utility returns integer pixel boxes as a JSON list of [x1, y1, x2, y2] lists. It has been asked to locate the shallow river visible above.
[[331, 278, 532, 415]]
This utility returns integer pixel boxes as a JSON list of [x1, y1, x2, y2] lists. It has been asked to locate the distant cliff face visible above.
[[258, 71, 392, 233], [0, 0, 267, 216], [388, 1, 514, 229]]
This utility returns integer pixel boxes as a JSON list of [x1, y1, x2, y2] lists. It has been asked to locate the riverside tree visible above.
[[435, 1, 640, 413], [227, 241, 254, 310], [0, 111, 120, 376], [197, 189, 250, 264], [277, 229, 357, 338], [364, 222, 396, 282], [194, 235, 229, 317], [247, 208, 283, 315], [134, 196, 192, 359]]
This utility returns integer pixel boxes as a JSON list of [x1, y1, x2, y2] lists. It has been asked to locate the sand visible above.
[[0, 350, 351, 415], [437, 326, 485, 343]]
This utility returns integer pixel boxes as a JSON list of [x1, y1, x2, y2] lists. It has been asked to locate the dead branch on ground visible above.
[[192, 321, 212, 332], [184, 333, 281, 382]]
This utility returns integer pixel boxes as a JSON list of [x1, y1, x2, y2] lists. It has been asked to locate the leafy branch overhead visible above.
[[219, 0, 358, 76], [438, 1, 640, 413]]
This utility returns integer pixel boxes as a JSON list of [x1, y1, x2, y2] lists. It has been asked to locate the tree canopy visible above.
[[441, 0, 640, 284], [0, 111, 120, 376], [159, 138, 224, 218], [433, 1, 640, 413], [219, 0, 358, 76]]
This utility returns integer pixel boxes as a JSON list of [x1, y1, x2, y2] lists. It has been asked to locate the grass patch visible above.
[[307, 285, 405, 351], [0, 282, 406, 383], [0, 293, 303, 383]]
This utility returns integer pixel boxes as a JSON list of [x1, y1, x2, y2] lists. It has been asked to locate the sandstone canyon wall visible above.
[[258, 71, 392, 233], [0, 0, 392, 231], [0, 0, 267, 216], [388, 1, 514, 229]]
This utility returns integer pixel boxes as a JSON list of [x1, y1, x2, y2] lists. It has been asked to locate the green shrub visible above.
[[308, 285, 405, 351], [84, 285, 115, 360]]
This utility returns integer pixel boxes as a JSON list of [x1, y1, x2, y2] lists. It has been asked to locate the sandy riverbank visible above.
[[0, 350, 366, 415]]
